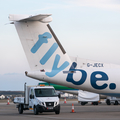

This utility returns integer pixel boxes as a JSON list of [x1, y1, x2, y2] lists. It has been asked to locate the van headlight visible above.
[[41, 102, 44, 106], [37, 100, 44, 106], [39, 102, 44, 106], [55, 100, 59, 106]]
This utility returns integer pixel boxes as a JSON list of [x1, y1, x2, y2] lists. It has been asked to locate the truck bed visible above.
[[14, 97, 24, 104]]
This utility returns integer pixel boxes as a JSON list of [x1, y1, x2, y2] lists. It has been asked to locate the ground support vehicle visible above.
[[14, 83, 60, 115], [78, 90, 100, 105], [106, 96, 120, 105]]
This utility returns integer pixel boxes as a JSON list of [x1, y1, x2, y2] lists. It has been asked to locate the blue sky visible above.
[[0, 0, 120, 90]]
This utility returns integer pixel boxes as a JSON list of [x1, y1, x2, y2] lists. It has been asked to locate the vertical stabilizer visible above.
[[9, 14, 71, 72]]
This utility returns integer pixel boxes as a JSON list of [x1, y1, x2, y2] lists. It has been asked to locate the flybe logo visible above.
[[31, 32, 69, 77], [66, 62, 116, 90], [31, 32, 116, 90]]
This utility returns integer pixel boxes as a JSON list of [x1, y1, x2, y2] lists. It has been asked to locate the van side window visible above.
[[31, 89, 34, 95]]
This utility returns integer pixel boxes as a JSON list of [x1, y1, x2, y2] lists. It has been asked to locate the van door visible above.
[[29, 88, 35, 110]]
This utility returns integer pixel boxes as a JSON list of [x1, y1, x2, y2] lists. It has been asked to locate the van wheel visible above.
[[55, 109, 60, 114], [34, 106, 38, 115], [18, 104, 23, 114], [55, 105, 60, 114]]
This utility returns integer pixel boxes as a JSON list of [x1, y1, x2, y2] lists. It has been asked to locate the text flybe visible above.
[[66, 62, 116, 90], [31, 32, 116, 91]]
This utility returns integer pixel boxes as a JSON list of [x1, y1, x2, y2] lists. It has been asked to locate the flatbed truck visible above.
[[14, 83, 60, 115]]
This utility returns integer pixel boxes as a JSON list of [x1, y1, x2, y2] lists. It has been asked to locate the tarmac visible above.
[[0, 100, 120, 120]]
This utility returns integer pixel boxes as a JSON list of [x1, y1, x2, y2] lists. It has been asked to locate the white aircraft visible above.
[[9, 14, 120, 97]]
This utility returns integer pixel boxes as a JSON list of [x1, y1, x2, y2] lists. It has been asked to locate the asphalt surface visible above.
[[0, 101, 120, 120]]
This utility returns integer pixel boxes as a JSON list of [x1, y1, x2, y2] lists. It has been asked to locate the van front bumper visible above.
[[36, 104, 60, 112]]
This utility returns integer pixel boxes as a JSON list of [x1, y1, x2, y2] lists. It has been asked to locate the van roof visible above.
[[28, 86, 54, 89]]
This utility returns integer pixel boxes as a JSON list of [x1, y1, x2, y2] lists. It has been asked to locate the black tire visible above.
[[34, 106, 38, 115], [81, 102, 88, 105], [92, 102, 98, 105], [18, 104, 23, 114], [55, 109, 60, 114], [114, 100, 119, 105], [81, 102, 85, 105], [106, 99, 111, 105], [95, 102, 98, 105], [55, 105, 60, 114]]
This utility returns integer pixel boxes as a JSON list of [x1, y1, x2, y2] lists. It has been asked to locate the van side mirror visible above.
[[58, 94, 61, 98], [30, 94, 34, 99]]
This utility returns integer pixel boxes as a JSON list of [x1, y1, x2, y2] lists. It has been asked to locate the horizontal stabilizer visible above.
[[9, 14, 52, 23]]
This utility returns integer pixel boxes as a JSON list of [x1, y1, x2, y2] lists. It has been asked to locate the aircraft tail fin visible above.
[[9, 14, 71, 72]]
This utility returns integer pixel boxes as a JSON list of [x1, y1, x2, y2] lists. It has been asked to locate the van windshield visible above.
[[35, 88, 58, 97]]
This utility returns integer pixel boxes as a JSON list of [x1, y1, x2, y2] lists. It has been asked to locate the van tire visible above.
[[34, 106, 38, 115], [18, 104, 23, 114], [55, 105, 60, 114], [55, 109, 60, 114]]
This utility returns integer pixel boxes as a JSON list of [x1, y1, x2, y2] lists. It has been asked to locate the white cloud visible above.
[[33, 7, 55, 12], [32, 0, 120, 13], [32, 3, 73, 12], [65, 0, 120, 12]]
